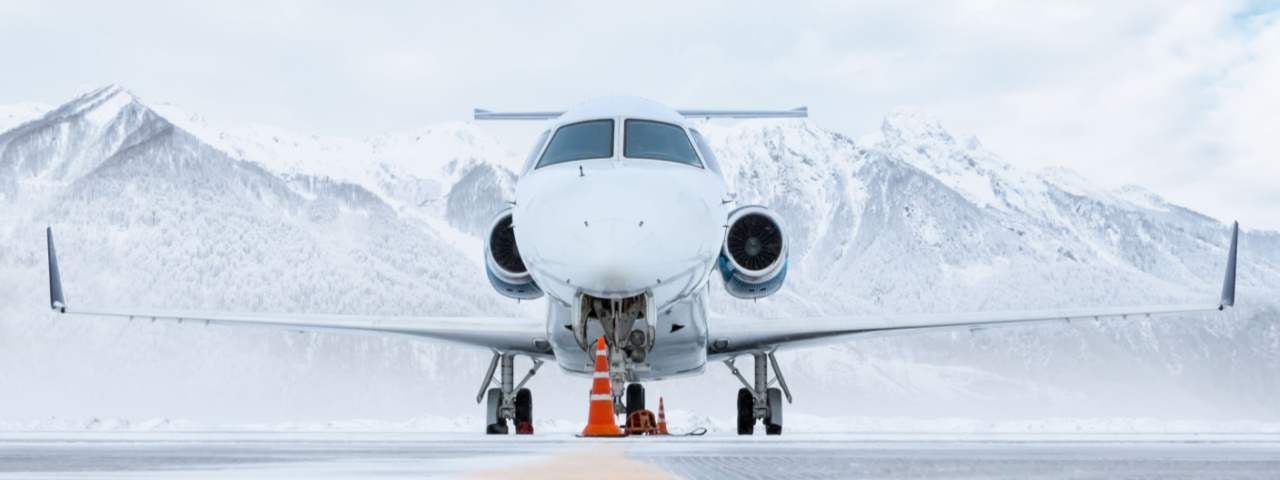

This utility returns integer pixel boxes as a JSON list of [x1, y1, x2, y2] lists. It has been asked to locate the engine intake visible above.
[[485, 209, 543, 299], [718, 205, 788, 299]]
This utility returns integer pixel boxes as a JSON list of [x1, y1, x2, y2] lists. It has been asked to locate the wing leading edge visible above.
[[45, 228, 552, 357], [708, 222, 1240, 358]]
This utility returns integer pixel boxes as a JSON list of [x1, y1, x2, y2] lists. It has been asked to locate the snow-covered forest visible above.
[[1, 86, 1276, 428]]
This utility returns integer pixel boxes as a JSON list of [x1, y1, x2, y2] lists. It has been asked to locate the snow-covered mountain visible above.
[[0, 102, 50, 133], [1, 86, 1276, 426]]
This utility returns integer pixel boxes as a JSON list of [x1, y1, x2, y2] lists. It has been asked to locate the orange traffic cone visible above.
[[656, 396, 669, 435], [580, 337, 624, 437]]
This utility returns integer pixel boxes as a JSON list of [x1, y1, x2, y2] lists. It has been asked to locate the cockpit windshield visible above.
[[536, 119, 614, 168], [689, 129, 721, 175], [522, 130, 550, 173], [623, 119, 701, 168]]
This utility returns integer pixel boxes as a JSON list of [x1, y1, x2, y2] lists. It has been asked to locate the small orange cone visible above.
[[656, 396, 669, 435], [580, 337, 624, 437]]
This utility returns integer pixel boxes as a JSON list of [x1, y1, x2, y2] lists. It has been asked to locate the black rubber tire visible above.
[[625, 383, 645, 417], [736, 387, 755, 435], [514, 388, 533, 433], [764, 387, 783, 435], [485, 387, 508, 435]]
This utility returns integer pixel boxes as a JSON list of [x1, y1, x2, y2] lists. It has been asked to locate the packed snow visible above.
[[1, 432, 1277, 479]]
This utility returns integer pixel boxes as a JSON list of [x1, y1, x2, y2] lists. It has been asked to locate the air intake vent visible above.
[[488, 215, 526, 274], [726, 213, 783, 271]]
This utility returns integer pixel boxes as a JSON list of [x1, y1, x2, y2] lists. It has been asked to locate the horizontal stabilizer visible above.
[[473, 107, 809, 121], [676, 107, 808, 119], [473, 109, 564, 121]]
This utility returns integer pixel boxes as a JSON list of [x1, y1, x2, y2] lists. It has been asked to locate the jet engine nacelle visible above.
[[484, 209, 543, 300], [717, 205, 788, 299]]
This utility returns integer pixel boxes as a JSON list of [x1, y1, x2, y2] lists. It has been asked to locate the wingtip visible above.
[[1220, 221, 1238, 309], [46, 227, 65, 312]]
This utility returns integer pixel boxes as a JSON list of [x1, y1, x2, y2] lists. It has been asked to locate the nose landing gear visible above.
[[725, 351, 791, 435], [572, 292, 657, 419]]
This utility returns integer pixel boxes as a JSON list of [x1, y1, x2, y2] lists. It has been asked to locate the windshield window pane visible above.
[[537, 120, 614, 168], [522, 130, 550, 173], [624, 120, 700, 167], [689, 129, 721, 174]]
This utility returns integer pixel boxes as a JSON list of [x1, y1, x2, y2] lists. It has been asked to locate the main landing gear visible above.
[[477, 352, 543, 434], [725, 351, 792, 435]]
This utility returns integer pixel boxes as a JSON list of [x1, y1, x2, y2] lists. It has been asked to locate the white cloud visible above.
[[0, 0, 1276, 227]]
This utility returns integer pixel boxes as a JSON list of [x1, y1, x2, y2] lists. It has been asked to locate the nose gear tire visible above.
[[625, 383, 646, 417]]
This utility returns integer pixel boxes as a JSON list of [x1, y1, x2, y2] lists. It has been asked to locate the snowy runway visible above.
[[1, 432, 1278, 479]]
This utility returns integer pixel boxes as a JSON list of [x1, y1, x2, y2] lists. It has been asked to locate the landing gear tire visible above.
[[513, 388, 533, 435], [625, 383, 646, 417], [764, 387, 783, 435], [736, 388, 755, 435], [485, 387, 508, 434]]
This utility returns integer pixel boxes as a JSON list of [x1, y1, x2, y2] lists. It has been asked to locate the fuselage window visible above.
[[537, 119, 614, 168], [623, 119, 701, 168]]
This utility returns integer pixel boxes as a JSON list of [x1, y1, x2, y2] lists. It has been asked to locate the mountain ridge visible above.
[[0, 85, 1275, 423]]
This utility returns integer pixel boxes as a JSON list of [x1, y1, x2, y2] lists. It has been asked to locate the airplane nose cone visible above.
[[516, 165, 722, 297], [572, 219, 650, 291]]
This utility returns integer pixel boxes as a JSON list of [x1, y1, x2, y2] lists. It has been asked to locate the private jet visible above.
[[45, 96, 1240, 435]]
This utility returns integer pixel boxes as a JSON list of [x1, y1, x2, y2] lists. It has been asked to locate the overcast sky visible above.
[[1, 1, 1276, 228]]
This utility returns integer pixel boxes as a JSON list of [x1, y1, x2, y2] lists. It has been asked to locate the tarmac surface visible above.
[[1, 432, 1278, 479]]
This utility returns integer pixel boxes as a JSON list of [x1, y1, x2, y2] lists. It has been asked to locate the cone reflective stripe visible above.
[[580, 337, 623, 436], [657, 396, 669, 435]]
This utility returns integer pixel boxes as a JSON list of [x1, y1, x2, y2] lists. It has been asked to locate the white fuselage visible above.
[[509, 97, 729, 380]]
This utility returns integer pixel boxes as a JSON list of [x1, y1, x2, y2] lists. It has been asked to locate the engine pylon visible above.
[[580, 337, 624, 437]]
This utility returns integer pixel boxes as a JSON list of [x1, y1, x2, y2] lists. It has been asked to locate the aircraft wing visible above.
[[708, 222, 1239, 358], [44, 228, 553, 357]]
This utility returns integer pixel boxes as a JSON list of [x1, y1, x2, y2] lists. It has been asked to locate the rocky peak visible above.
[[880, 107, 955, 146], [43, 85, 149, 126]]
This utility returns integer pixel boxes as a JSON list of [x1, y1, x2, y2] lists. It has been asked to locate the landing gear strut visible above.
[[573, 292, 657, 414], [477, 352, 542, 435], [725, 351, 791, 435]]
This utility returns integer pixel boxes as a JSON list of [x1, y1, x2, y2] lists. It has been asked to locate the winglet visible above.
[[1219, 221, 1238, 310], [46, 227, 65, 312]]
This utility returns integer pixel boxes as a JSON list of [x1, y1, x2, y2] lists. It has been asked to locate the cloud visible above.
[[0, 0, 1276, 227]]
